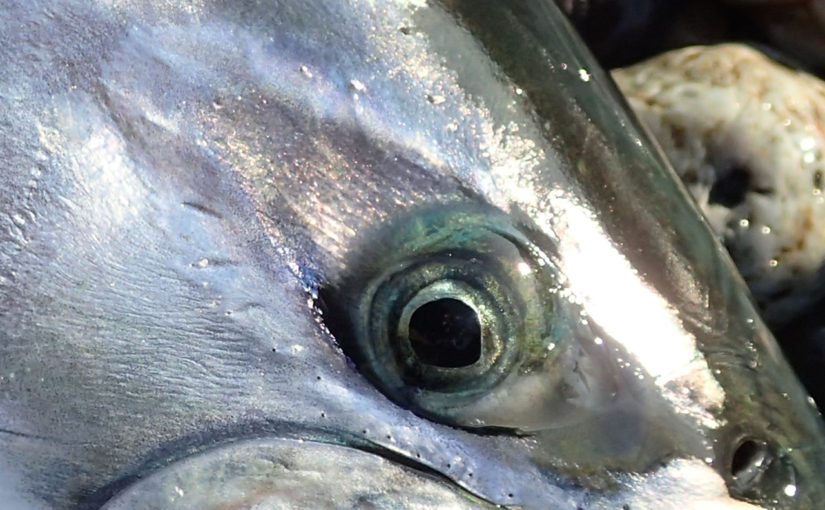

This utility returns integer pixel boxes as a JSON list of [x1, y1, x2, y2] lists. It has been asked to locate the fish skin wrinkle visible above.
[[1, 1, 824, 509]]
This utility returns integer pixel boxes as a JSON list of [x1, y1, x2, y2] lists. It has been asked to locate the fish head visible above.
[[1, 0, 824, 509]]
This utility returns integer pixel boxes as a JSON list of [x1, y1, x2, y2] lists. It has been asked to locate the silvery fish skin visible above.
[[1, 1, 824, 509]]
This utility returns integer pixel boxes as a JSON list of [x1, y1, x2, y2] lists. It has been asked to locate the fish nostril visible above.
[[730, 438, 771, 490], [408, 298, 481, 368]]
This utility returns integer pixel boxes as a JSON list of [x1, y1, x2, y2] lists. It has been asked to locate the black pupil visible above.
[[408, 298, 481, 368]]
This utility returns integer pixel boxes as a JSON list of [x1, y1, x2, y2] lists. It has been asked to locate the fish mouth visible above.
[[95, 434, 495, 509]]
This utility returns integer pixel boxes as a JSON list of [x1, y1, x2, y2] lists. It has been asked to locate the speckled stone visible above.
[[613, 43, 825, 326]]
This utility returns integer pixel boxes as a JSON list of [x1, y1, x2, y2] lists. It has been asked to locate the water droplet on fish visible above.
[[349, 79, 367, 93], [784, 484, 798, 497], [761, 226, 772, 235], [578, 69, 591, 82], [299, 65, 313, 78], [739, 219, 750, 228]]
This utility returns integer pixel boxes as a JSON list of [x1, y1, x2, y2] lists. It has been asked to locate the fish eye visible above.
[[322, 206, 565, 427], [363, 247, 527, 396]]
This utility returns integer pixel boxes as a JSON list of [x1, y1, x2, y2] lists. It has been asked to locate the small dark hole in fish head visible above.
[[408, 298, 481, 368], [730, 438, 771, 490]]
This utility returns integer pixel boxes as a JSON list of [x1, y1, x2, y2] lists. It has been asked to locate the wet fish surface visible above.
[[1, 1, 825, 509]]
